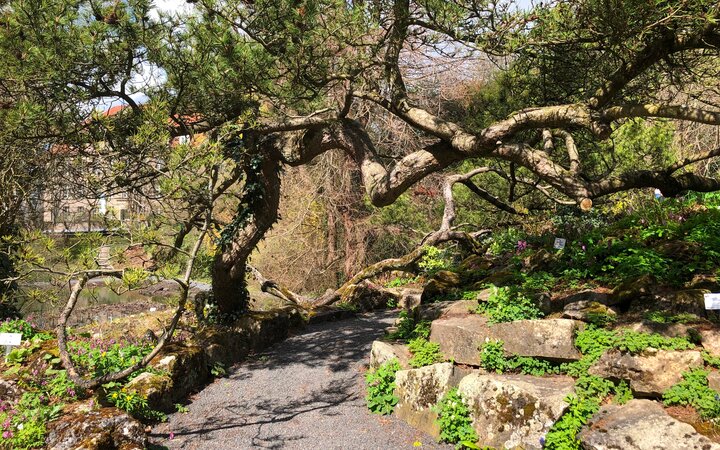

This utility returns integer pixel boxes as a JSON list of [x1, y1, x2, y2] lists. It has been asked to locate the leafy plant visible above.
[[418, 246, 451, 275], [663, 369, 720, 419], [104, 381, 166, 421], [434, 388, 478, 449], [0, 318, 35, 340], [479, 340, 557, 376], [0, 392, 63, 449], [68, 337, 153, 379], [387, 310, 430, 340], [613, 380, 633, 405], [175, 403, 189, 414], [408, 338, 444, 368], [544, 376, 622, 450], [210, 362, 227, 377], [386, 277, 417, 288], [703, 352, 720, 369], [643, 311, 698, 324], [365, 359, 401, 415], [474, 285, 542, 323]]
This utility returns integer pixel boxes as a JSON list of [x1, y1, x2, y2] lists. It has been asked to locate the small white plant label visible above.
[[0, 332, 21, 357], [553, 238, 567, 250], [704, 293, 720, 310], [0, 333, 21, 346]]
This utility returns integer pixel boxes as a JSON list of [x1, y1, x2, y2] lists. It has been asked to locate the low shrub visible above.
[[434, 388, 478, 449], [365, 359, 401, 415], [408, 338, 444, 368]]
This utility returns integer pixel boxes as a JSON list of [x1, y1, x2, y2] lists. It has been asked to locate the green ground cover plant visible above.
[[473, 285, 543, 323], [365, 359, 401, 415], [407, 337, 444, 368], [663, 369, 720, 420], [434, 388, 479, 449], [387, 310, 431, 340]]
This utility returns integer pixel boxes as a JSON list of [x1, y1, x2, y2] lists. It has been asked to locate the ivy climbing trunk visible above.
[[212, 155, 282, 320]]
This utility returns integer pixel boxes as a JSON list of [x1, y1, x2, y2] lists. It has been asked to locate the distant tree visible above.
[[1, 0, 720, 319]]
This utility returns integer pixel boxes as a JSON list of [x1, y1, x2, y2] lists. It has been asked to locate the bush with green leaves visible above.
[[0, 353, 79, 449], [474, 285, 543, 323], [479, 340, 557, 376], [663, 369, 720, 420], [0, 392, 64, 449], [488, 228, 527, 256], [434, 388, 478, 449], [418, 245, 452, 275], [365, 359, 401, 415], [103, 381, 166, 421], [68, 336, 153, 379], [408, 338, 444, 368], [0, 318, 50, 341], [544, 375, 626, 450]]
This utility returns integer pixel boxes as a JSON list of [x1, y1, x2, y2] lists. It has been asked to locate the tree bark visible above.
[[211, 155, 282, 319]]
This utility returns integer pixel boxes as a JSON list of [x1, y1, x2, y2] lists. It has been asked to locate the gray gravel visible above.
[[150, 311, 451, 450]]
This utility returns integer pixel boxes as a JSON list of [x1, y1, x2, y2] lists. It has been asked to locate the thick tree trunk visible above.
[[211, 156, 282, 320]]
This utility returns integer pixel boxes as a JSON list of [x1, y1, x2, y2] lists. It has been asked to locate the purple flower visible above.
[[517, 240, 528, 252], [169, 432, 175, 440], [539, 436, 545, 446], [581, 245, 586, 251], [2, 430, 12, 439]]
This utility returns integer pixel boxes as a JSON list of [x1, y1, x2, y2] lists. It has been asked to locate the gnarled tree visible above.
[[2, 0, 720, 318]]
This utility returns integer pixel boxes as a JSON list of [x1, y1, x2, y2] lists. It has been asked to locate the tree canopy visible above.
[[2, 0, 720, 317]]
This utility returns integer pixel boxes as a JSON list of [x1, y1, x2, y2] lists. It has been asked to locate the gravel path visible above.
[[150, 311, 451, 450]]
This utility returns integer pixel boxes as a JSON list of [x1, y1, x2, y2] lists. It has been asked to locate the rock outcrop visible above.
[[578, 399, 720, 450], [430, 316, 582, 366], [588, 349, 704, 396], [561, 300, 617, 322], [394, 363, 471, 438], [369, 341, 412, 370], [46, 403, 147, 450], [421, 271, 462, 302], [458, 373, 575, 450]]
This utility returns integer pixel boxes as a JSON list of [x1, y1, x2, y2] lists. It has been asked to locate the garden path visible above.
[[150, 311, 450, 450]]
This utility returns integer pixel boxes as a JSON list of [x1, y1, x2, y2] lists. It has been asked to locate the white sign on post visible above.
[[0, 332, 22, 357], [0, 333, 21, 346], [553, 238, 567, 250], [704, 293, 720, 310]]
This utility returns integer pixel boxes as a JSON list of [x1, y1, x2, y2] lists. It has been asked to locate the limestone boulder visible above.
[[708, 371, 720, 392], [46, 404, 147, 450], [369, 341, 412, 370], [523, 249, 554, 272], [394, 363, 472, 438], [542, 289, 615, 314], [561, 301, 617, 322], [588, 349, 704, 396], [480, 270, 516, 286], [415, 300, 479, 322], [155, 344, 209, 401], [578, 399, 720, 450], [623, 321, 693, 339], [124, 372, 174, 412], [686, 274, 720, 291], [421, 271, 462, 302], [458, 373, 575, 450], [429, 315, 582, 366], [457, 254, 493, 275], [611, 275, 656, 305], [699, 328, 720, 356], [399, 288, 422, 310], [629, 290, 709, 318]]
